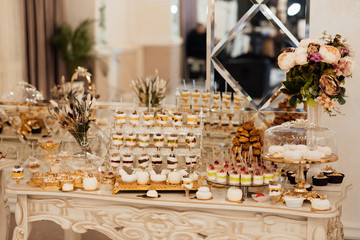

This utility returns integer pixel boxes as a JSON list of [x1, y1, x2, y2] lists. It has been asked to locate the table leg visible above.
[[13, 195, 31, 240], [0, 170, 10, 240], [308, 217, 328, 240]]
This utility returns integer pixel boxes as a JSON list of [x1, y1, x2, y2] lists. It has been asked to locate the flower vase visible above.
[[306, 102, 321, 150]]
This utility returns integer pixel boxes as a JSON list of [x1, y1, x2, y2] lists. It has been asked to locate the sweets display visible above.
[[232, 121, 263, 159]]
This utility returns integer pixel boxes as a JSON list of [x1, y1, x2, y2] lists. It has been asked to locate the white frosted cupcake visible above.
[[137, 171, 149, 185], [168, 171, 181, 184]]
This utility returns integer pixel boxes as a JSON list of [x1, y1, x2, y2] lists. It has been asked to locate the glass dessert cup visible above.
[[38, 138, 61, 172]]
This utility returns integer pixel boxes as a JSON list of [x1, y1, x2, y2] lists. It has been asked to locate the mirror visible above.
[[210, 0, 308, 112]]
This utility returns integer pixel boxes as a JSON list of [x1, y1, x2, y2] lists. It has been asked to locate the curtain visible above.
[[24, 0, 65, 99], [0, 0, 26, 97]]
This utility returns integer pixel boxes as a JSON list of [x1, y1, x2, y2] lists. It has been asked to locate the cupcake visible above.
[[206, 164, 216, 181], [327, 172, 344, 184], [129, 111, 140, 126], [143, 112, 154, 127], [167, 154, 178, 169], [322, 166, 334, 176], [122, 154, 134, 168], [139, 134, 150, 148], [114, 110, 127, 125], [241, 171, 252, 186], [312, 173, 328, 186], [157, 111, 168, 126], [138, 154, 150, 168], [151, 154, 163, 167]]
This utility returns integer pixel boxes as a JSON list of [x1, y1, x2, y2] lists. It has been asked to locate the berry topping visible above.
[[214, 160, 220, 165], [256, 193, 265, 198]]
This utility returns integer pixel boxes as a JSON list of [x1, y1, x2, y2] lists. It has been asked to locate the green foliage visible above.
[[51, 19, 96, 78]]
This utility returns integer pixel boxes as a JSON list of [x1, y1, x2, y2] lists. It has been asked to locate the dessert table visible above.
[[0, 159, 16, 240], [6, 178, 351, 240]]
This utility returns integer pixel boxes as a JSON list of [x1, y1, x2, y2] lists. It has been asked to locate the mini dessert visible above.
[[263, 171, 274, 184], [311, 198, 331, 211], [317, 146, 332, 156], [252, 193, 269, 202], [181, 103, 191, 109], [191, 90, 201, 103], [83, 175, 98, 190], [112, 132, 124, 148], [168, 171, 181, 184], [303, 150, 324, 160], [167, 134, 179, 149], [304, 183, 313, 191], [206, 164, 216, 181], [150, 173, 166, 183], [268, 182, 282, 196], [253, 171, 264, 185], [213, 91, 220, 101], [50, 159, 61, 174], [185, 155, 197, 167], [120, 170, 137, 183], [283, 196, 305, 208], [327, 172, 345, 184], [214, 160, 222, 170], [139, 134, 150, 148], [44, 175, 60, 188], [167, 154, 178, 169], [182, 177, 194, 189], [114, 110, 127, 125], [62, 183, 74, 191], [146, 190, 159, 198], [143, 112, 154, 127], [322, 166, 334, 176], [31, 123, 42, 134], [187, 113, 198, 126], [172, 112, 183, 127], [102, 172, 115, 185], [28, 156, 41, 174], [286, 170, 295, 179], [125, 133, 137, 147], [240, 171, 252, 186], [138, 154, 150, 168], [157, 111, 168, 126], [129, 111, 140, 126], [229, 171, 240, 185], [181, 89, 190, 101], [312, 173, 328, 186], [192, 104, 200, 110], [122, 154, 134, 168], [196, 186, 212, 200], [268, 145, 285, 158], [136, 171, 149, 185], [109, 149, 121, 167], [12, 165, 24, 183], [227, 187, 243, 202], [216, 168, 227, 184], [282, 150, 302, 160], [152, 154, 163, 166], [185, 133, 196, 149], [202, 90, 211, 101], [153, 133, 165, 148]]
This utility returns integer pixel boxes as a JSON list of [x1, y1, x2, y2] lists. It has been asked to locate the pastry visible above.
[[137, 171, 149, 185], [216, 168, 227, 183], [196, 186, 212, 200], [83, 175, 98, 190], [312, 173, 328, 186], [138, 154, 150, 168], [139, 134, 150, 148], [264, 171, 274, 184], [311, 198, 331, 210], [167, 134, 179, 148], [172, 112, 183, 127], [229, 170, 240, 185], [227, 187, 243, 202], [282, 150, 302, 160], [143, 112, 154, 127], [206, 164, 216, 181], [62, 183, 74, 191], [240, 171, 252, 186], [167, 154, 178, 169], [151, 154, 163, 166], [122, 154, 134, 168], [157, 111, 168, 126], [44, 175, 60, 188], [253, 171, 264, 185], [268, 181, 282, 196], [146, 190, 159, 198], [129, 111, 140, 126], [154, 133, 165, 148], [114, 110, 127, 125], [327, 172, 344, 184], [125, 133, 137, 147], [168, 171, 181, 184]]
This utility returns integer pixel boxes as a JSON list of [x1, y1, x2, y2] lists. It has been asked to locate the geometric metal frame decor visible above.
[[207, 0, 309, 126]]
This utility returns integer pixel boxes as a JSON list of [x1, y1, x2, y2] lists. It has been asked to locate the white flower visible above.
[[277, 52, 297, 72], [299, 38, 324, 47], [319, 45, 341, 64], [294, 47, 308, 65], [342, 56, 355, 76]]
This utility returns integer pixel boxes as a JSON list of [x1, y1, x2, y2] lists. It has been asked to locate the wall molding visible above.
[[343, 222, 360, 239]]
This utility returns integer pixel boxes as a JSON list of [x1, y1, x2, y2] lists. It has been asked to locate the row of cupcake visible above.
[[114, 110, 200, 128], [111, 132, 197, 149]]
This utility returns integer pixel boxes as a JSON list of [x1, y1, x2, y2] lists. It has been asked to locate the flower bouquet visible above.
[[132, 70, 167, 108], [278, 32, 355, 115]]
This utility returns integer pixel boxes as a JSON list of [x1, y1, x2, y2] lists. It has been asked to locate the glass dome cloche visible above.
[[262, 119, 338, 164]]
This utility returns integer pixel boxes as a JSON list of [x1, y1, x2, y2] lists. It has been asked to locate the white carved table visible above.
[[6, 179, 351, 240], [0, 159, 16, 240]]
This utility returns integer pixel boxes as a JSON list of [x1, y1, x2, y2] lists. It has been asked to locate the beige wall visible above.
[[310, 0, 360, 238]]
